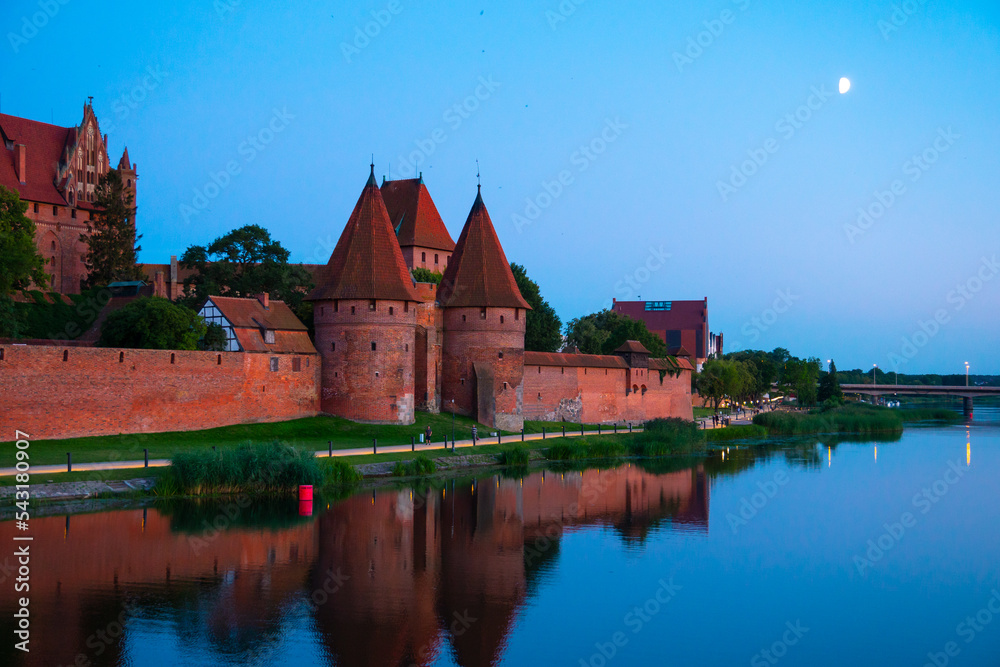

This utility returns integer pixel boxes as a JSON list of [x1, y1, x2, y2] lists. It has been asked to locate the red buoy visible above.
[[299, 485, 313, 501]]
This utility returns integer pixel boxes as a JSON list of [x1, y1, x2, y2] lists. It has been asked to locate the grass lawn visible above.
[[1, 412, 611, 467], [0, 466, 170, 488]]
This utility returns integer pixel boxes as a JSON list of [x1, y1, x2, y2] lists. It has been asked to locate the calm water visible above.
[[2, 407, 999, 666]]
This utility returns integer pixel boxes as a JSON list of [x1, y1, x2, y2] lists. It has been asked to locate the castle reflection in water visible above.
[[0, 463, 710, 667]]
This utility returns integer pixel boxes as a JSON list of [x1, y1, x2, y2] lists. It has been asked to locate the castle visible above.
[[0, 102, 137, 294], [307, 165, 694, 429]]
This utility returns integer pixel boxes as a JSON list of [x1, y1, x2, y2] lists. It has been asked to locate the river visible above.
[[1, 405, 998, 666]]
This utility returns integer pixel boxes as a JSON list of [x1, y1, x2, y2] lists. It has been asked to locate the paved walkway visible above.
[[0, 427, 639, 477]]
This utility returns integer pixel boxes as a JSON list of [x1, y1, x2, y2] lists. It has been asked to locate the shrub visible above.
[[498, 447, 530, 466], [753, 405, 902, 435], [545, 442, 587, 461], [411, 268, 443, 284], [166, 440, 322, 494], [99, 296, 205, 350], [322, 458, 361, 487], [391, 455, 436, 477], [899, 408, 963, 423]]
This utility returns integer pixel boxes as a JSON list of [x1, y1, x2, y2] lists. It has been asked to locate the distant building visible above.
[[611, 298, 722, 368], [198, 294, 316, 354], [0, 102, 136, 294]]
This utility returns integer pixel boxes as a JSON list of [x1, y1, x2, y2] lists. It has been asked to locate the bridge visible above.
[[840, 384, 1000, 417]]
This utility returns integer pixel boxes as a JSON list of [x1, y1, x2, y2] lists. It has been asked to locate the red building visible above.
[[0, 102, 136, 294], [611, 298, 722, 368]]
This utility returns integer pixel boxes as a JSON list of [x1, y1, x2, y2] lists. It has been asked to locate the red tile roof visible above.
[[380, 177, 455, 252], [614, 340, 651, 354], [207, 295, 306, 331], [308, 167, 421, 303], [524, 351, 628, 369], [0, 113, 73, 206], [438, 188, 530, 309], [234, 329, 317, 354]]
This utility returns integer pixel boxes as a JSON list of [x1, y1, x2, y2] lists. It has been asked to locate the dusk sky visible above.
[[3, 0, 997, 373]]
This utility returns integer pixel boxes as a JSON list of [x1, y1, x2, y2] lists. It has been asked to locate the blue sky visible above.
[[2, 0, 998, 373]]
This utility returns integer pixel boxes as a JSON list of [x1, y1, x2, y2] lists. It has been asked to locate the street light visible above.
[[965, 362, 970, 387]]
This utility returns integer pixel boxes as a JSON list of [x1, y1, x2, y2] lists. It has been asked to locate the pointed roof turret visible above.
[[438, 187, 530, 309], [308, 165, 421, 302], [380, 176, 455, 252], [118, 147, 131, 170]]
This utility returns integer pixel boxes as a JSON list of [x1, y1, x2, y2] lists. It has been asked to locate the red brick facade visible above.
[[313, 298, 416, 423], [441, 306, 527, 431], [1, 103, 136, 294], [0, 345, 319, 441]]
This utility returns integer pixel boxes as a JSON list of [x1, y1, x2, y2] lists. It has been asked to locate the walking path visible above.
[[0, 427, 639, 477]]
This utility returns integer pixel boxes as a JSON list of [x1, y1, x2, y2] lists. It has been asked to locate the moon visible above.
[[839, 77, 851, 94]]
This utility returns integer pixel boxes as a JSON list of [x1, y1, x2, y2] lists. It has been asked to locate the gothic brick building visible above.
[[307, 165, 694, 428], [0, 102, 136, 294]]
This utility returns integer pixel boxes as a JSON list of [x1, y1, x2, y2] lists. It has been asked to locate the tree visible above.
[[98, 297, 206, 350], [818, 360, 844, 404], [510, 263, 562, 352], [0, 185, 49, 336], [411, 267, 443, 284], [82, 169, 143, 287], [179, 225, 313, 320], [565, 309, 667, 357], [200, 322, 228, 351]]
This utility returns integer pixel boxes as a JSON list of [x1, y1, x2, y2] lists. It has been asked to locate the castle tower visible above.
[[307, 165, 422, 424], [439, 186, 530, 430], [379, 174, 455, 273], [117, 147, 137, 206]]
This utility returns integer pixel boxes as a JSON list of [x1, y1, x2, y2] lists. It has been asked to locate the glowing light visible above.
[[839, 77, 851, 94], [874, 446, 877, 462], [967, 442, 971, 467], [828, 447, 832, 467]]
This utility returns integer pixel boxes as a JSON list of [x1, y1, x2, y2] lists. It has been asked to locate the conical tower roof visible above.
[[380, 177, 455, 252], [308, 166, 421, 302], [438, 187, 530, 309], [118, 147, 131, 170]]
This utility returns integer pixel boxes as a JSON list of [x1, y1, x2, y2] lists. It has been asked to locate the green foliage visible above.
[[411, 267, 443, 284], [723, 349, 780, 400], [545, 418, 704, 461], [391, 455, 436, 477], [752, 404, 903, 435], [11, 287, 111, 340], [498, 446, 530, 465], [165, 441, 323, 494], [696, 359, 755, 410], [83, 169, 144, 287], [705, 424, 768, 442], [0, 295, 20, 338], [98, 296, 206, 350], [565, 309, 667, 357], [179, 224, 314, 320], [818, 359, 844, 403], [510, 263, 562, 352], [200, 322, 228, 351], [0, 185, 48, 297], [544, 441, 588, 461], [321, 458, 362, 487]]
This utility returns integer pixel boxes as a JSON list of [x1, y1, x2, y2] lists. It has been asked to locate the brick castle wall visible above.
[[313, 298, 416, 424], [523, 362, 693, 424], [414, 296, 442, 412], [29, 203, 92, 295], [441, 307, 525, 430], [0, 344, 319, 441]]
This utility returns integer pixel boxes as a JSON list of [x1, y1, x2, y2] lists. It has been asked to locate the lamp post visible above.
[[965, 362, 970, 387], [872, 364, 878, 405], [450, 399, 455, 444]]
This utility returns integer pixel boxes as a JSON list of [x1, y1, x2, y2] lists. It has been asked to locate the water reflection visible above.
[[0, 461, 722, 667]]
